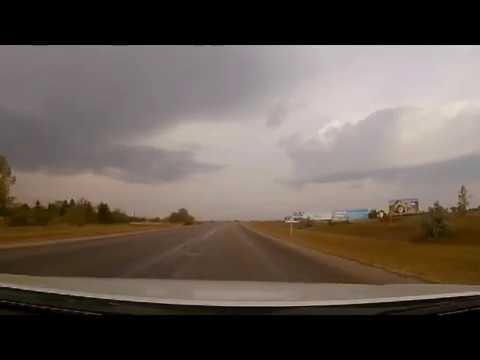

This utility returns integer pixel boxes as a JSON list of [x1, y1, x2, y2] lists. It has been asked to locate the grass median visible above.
[[0, 222, 179, 247], [246, 214, 480, 284]]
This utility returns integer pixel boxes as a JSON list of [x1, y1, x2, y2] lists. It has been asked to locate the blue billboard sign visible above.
[[332, 209, 369, 222], [346, 208, 369, 221]]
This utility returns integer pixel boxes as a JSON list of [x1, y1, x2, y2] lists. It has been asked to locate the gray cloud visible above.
[[0, 46, 320, 183], [0, 106, 222, 183], [300, 153, 480, 185], [281, 105, 480, 186], [266, 102, 290, 128]]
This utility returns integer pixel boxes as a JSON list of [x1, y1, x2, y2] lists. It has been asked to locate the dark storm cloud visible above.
[[281, 105, 480, 186], [0, 46, 319, 183], [297, 153, 480, 185], [0, 106, 223, 183]]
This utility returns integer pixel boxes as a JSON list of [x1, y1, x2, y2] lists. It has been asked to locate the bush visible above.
[[111, 209, 130, 223], [65, 206, 88, 226], [368, 209, 378, 219], [33, 210, 51, 225], [8, 213, 30, 226], [168, 208, 195, 225], [184, 218, 195, 225], [421, 201, 451, 240], [7, 205, 33, 226], [299, 218, 314, 228]]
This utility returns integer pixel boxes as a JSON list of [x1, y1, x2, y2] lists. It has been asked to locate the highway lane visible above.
[[0, 222, 422, 284]]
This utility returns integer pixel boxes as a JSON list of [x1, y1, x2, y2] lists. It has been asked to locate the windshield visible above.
[[1, 45, 480, 313]]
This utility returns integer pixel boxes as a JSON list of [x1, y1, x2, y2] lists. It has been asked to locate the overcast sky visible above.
[[2, 45, 480, 220]]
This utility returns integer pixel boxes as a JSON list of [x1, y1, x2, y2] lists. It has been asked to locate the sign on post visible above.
[[285, 219, 299, 236]]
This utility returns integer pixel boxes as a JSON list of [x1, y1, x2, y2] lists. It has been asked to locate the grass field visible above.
[[247, 214, 480, 284], [0, 222, 178, 247]]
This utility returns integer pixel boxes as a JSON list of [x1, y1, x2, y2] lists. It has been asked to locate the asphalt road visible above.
[[0, 222, 421, 284]]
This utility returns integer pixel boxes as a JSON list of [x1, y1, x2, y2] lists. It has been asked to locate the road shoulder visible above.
[[241, 223, 427, 284], [0, 226, 183, 250]]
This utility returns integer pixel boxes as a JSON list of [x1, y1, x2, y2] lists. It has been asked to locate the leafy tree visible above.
[[86, 202, 97, 223], [0, 154, 16, 213], [97, 202, 113, 224], [457, 185, 469, 216], [168, 208, 195, 225], [8, 204, 31, 226], [421, 201, 451, 240], [65, 206, 87, 226], [32, 200, 51, 225], [77, 198, 97, 223], [59, 200, 69, 216]]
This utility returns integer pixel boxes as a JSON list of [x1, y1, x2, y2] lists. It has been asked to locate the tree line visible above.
[[4, 198, 131, 226], [0, 154, 196, 227]]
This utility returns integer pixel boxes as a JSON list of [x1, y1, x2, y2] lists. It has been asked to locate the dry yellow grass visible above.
[[247, 215, 480, 284], [0, 223, 178, 247]]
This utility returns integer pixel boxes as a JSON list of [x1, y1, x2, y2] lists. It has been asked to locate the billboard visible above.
[[303, 212, 332, 221], [346, 209, 369, 221], [287, 211, 332, 221], [331, 210, 348, 222], [388, 198, 419, 216], [291, 211, 305, 221], [332, 209, 369, 222]]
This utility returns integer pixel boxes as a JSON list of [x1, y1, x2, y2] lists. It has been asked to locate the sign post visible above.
[[285, 219, 299, 237]]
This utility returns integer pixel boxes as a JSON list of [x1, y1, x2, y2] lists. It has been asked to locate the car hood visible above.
[[1, 273, 480, 307]]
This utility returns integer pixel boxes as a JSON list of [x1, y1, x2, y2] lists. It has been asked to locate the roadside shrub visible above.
[[184, 218, 195, 225], [33, 210, 51, 225], [421, 201, 451, 240], [7, 205, 33, 226], [65, 206, 88, 226], [111, 209, 130, 223], [296, 218, 314, 228], [169, 208, 195, 225], [303, 218, 314, 228], [8, 213, 30, 226]]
